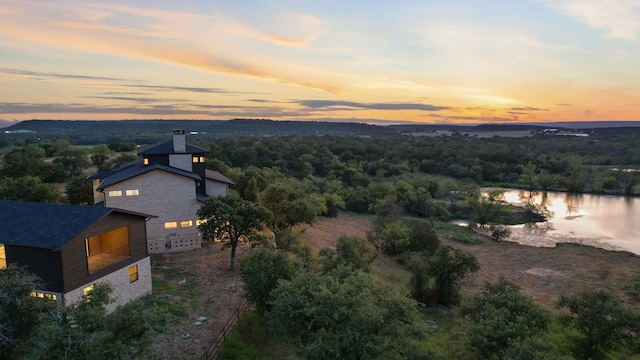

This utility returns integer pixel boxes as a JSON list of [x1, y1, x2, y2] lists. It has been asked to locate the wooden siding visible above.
[[5, 245, 64, 292], [60, 211, 148, 292]]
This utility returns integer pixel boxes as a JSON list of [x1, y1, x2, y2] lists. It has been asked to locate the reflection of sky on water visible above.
[[498, 189, 640, 255]]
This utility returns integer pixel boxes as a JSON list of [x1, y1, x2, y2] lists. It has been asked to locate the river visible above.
[[498, 189, 640, 255]]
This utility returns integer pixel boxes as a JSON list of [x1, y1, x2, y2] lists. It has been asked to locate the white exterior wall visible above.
[[205, 179, 229, 197], [103, 169, 202, 253], [169, 154, 193, 172], [64, 257, 152, 313]]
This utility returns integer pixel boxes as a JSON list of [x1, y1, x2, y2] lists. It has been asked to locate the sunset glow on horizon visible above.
[[1, 0, 640, 124]]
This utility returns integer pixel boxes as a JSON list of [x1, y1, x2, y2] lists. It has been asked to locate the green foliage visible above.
[[466, 188, 510, 227], [1, 266, 167, 360], [463, 278, 551, 359], [52, 146, 91, 177], [489, 224, 512, 242], [0, 175, 62, 203], [65, 174, 94, 205], [273, 229, 304, 252], [321, 192, 345, 217], [267, 266, 434, 360], [259, 179, 325, 231], [368, 220, 412, 255], [368, 217, 440, 257], [0, 265, 52, 358], [99, 153, 138, 171], [625, 274, 640, 302], [558, 289, 640, 359], [90, 144, 113, 167], [321, 235, 377, 272], [405, 218, 441, 253], [239, 247, 300, 314], [219, 311, 295, 360], [410, 246, 479, 306], [198, 193, 273, 270]]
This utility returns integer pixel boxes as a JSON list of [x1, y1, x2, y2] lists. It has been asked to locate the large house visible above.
[[0, 200, 153, 312], [89, 130, 233, 254]]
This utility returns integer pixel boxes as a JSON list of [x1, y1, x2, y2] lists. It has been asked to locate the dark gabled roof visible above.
[[0, 201, 152, 250], [96, 161, 202, 191], [87, 160, 142, 180], [205, 169, 234, 185], [138, 140, 208, 156]]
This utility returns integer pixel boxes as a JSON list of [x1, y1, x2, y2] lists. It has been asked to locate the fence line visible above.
[[202, 299, 250, 360]]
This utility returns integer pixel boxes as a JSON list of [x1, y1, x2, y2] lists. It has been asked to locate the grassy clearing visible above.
[[218, 311, 297, 360]]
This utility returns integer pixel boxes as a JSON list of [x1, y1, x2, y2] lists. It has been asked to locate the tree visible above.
[[197, 193, 272, 270], [65, 174, 94, 205], [238, 247, 300, 314], [558, 289, 639, 359], [0, 176, 61, 203], [267, 267, 434, 360], [0, 265, 51, 358], [259, 180, 325, 231], [519, 162, 539, 191], [90, 144, 113, 167], [466, 188, 509, 227], [321, 235, 376, 272], [411, 245, 479, 305], [0, 145, 48, 179], [367, 220, 411, 256], [53, 147, 90, 177], [464, 278, 550, 359], [99, 153, 138, 171], [1, 266, 166, 359]]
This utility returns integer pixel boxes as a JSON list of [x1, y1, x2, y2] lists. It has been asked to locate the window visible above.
[[108, 190, 122, 197], [200, 156, 205, 163], [180, 220, 193, 227], [0, 244, 5, 269], [192, 156, 206, 163], [30, 291, 58, 301], [85, 226, 130, 273], [143, 157, 149, 165], [164, 222, 178, 229], [129, 265, 138, 283], [125, 189, 139, 196], [196, 219, 207, 226], [192, 156, 199, 163]]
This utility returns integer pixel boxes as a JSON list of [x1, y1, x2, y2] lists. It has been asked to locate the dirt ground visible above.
[[150, 242, 251, 359], [151, 214, 640, 358]]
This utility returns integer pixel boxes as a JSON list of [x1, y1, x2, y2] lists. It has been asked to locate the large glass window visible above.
[[125, 189, 139, 196], [0, 244, 6, 269], [85, 226, 130, 273], [108, 190, 122, 197]]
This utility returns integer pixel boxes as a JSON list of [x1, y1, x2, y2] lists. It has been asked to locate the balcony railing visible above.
[[87, 245, 130, 273]]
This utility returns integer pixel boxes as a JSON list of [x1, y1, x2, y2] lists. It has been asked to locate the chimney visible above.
[[172, 129, 186, 152]]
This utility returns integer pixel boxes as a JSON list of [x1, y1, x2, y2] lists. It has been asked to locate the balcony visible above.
[[87, 245, 130, 273]]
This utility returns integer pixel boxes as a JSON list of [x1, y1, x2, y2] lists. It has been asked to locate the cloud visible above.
[[428, 114, 518, 123], [297, 100, 449, 111], [540, 0, 640, 39], [0, 1, 366, 94], [510, 106, 549, 111], [0, 67, 126, 81], [81, 96, 189, 103]]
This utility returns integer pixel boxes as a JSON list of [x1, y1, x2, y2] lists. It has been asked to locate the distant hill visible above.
[[0, 119, 18, 128], [3, 119, 640, 145]]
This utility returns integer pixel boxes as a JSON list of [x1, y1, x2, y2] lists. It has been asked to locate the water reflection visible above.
[[497, 189, 640, 255]]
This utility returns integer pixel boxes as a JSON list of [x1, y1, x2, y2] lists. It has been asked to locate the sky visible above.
[[1, 0, 640, 125]]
